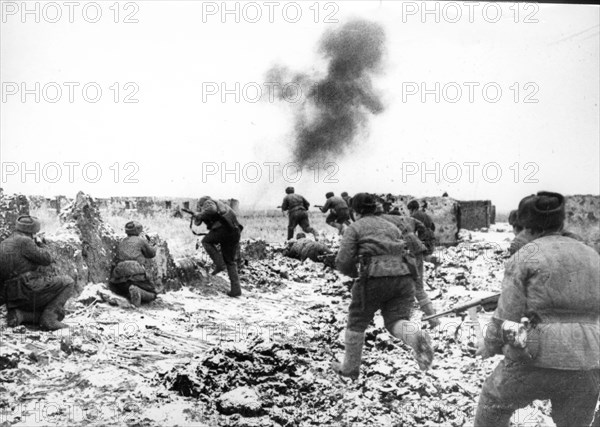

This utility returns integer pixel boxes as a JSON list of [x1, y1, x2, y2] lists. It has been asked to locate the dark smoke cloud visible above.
[[267, 19, 386, 167]]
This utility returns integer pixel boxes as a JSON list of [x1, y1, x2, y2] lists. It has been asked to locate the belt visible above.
[[538, 312, 599, 324]]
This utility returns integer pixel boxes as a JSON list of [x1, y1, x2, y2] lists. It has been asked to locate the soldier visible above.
[[331, 193, 434, 379], [341, 192, 355, 222], [475, 191, 600, 427], [110, 221, 158, 307], [508, 206, 582, 256], [408, 200, 436, 256], [507, 209, 533, 256], [380, 213, 440, 327], [319, 192, 350, 235], [283, 232, 332, 262], [193, 196, 243, 297], [281, 187, 318, 241], [0, 215, 74, 330]]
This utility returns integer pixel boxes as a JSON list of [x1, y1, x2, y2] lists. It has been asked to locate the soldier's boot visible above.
[[306, 227, 319, 241], [7, 309, 40, 327], [40, 283, 74, 331], [331, 329, 364, 380], [287, 227, 295, 240], [202, 241, 226, 275], [129, 285, 142, 307], [388, 320, 434, 371], [418, 297, 441, 328], [128, 285, 156, 307], [226, 264, 242, 298]]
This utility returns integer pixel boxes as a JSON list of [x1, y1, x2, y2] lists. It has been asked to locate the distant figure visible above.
[[173, 207, 183, 218], [283, 233, 331, 262], [408, 200, 436, 256], [319, 192, 350, 235], [0, 215, 74, 330], [341, 192, 355, 222], [442, 192, 449, 197], [281, 187, 318, 241], [110, 221, 158, 307]]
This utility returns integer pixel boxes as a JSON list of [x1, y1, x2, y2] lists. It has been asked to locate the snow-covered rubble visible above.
[[0, 223, 557, 426]]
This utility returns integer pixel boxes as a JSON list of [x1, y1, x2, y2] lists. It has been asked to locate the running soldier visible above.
[[193, 197, 243, 297], [331, 193, 434, 379], [281, 187, 318, 241]]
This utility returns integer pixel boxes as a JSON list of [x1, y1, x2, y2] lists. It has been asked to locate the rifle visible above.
[[314, 205, 325, 210], [423, 292, 500, 322], [181, 208, 208, 236]]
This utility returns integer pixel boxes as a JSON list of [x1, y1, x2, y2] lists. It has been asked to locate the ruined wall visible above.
[[458, 200, 493, 230], [0, 191, 29, 241], [419, 197, 460, 246], [565, 195, 600, 253]]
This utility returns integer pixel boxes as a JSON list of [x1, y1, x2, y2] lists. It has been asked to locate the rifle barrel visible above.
[[422, 293, 501, 322]]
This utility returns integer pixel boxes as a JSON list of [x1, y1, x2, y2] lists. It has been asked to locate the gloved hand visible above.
[[34, 235, 47, 247]]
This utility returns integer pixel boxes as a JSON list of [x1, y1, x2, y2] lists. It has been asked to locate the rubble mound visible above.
[[0, 192, 29, 241]]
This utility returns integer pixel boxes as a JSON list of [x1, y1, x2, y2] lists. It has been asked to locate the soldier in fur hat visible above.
[[0, 215, 74, 330], [474, 191, 600, 427], [110, 221, 158, 307]]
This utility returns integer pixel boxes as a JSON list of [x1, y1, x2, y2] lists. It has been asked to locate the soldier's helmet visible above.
[[341, 192, 349, 198], [325, 192, 334, 199], [125, 221, 144, 236], [15, 215, 41, 235], [296, 232, 306, 239], [407, 200, 420, 211], [352, 193, 377, 215], [285, 187, 295, 194]]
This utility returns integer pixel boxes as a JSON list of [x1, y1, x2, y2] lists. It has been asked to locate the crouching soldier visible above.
[[474, 191, 600, 427], [0, 216, 74, 330], [193, 196, 243, 297], [110, 221, 157, 307], [331, 193, 434, 379]]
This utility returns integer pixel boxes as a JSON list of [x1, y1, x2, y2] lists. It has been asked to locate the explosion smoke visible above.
[[268, 19, 386, 167]]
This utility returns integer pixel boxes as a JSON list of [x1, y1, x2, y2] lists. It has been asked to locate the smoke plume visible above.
[[268, 19, 386, 167]]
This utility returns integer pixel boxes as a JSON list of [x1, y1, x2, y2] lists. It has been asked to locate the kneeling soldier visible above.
[[0, 215, 74, 330], [474, 191, 600, 427], [331, 193, 434, 379], [110, 221, 158, 307]]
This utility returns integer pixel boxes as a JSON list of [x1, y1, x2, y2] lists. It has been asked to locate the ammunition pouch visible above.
[[366, 254, 412, 278]]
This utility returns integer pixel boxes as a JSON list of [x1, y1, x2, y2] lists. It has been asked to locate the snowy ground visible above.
[[0, 224, 556, 426]]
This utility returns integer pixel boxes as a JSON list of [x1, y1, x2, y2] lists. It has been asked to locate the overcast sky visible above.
[[1, 1, 598, 211]]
